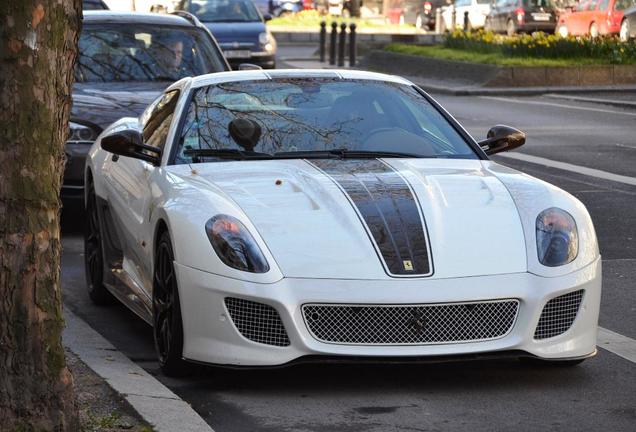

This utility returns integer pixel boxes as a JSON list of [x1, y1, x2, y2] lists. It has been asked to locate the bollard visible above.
[[338, 22, 347, 67], [463, 11, 469, 31], [329, 21, 337, 65], [319, 21, 326, 63], [435, 7, 442, 34], [349, 23, 357, 68], [451, 6, 456, 31]]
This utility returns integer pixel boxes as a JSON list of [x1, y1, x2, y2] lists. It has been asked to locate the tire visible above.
[[84, 182, 115, 305], [620, 19, 630, 42], [153, 230, 188, 376], [506, 19, 516, 36], [484, 17, 492, 32], [589, 22, 599, 38]]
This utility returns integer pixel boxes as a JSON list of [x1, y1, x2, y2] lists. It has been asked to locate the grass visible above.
[[385, 43, 627, 67]]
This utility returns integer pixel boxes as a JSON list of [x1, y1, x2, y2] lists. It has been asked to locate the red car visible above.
[[556, 0, 636, 37]]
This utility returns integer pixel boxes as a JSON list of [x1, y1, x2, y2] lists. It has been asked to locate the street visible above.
[[60, 84, 636, 431]]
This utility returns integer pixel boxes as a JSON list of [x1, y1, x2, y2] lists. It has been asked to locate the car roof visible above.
[[82, 10, 195, 27], [184, 69, 414, 89]]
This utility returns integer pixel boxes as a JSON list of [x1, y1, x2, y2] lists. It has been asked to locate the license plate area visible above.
[[223, 50, 251, 59]]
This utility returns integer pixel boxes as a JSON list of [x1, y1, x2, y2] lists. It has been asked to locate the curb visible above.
[[543, 93, 636, 109], [415, 82, 636, 96], [63, 308, 213, 432]]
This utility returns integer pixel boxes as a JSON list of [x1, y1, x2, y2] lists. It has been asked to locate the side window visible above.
[[598, 0, 609, 10], [141, 90, 180, 150]]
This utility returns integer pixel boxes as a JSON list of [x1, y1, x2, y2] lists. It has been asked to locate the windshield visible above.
[[524, 0, 554, 7], [187, 0, 262, 22], [75, 24, 226, 83], [175, 79, 478, 164]]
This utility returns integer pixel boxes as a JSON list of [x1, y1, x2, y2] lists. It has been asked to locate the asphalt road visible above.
[[61, 91, 636, 432]]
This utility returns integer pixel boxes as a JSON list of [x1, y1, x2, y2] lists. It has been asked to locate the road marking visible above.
[[598, 327, 636, 364], [498, 152, 636, 187], [545, 93, 636, 109], [480, 96, 636, 117]]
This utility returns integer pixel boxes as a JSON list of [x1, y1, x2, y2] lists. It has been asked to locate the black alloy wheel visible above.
[[84, 182, 115, 305], [153, 230, 187, 376]]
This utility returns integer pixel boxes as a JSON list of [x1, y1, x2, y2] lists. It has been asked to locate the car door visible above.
[[102, 89, 180, 289]]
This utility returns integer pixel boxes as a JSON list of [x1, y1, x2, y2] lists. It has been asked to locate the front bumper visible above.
[[228, 53, 276, 69], [62, 141, 91, 200], [176, 257, 601, 366]]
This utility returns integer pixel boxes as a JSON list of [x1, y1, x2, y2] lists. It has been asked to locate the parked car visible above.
[[62, 11, 229, 202], [176, 0, 277, 69], [440, 0, 491, 31], [620, 4, 636, 40], [486, 0, 558, 35], [386, 0, 448, 29], [83, 0, 110, 9], [252, 0, 305, 16], [556, 0, 635, 37], [86, 69, 601, 376]]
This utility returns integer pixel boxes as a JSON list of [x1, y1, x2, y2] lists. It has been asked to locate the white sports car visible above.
[[84, 70, 601, 375]]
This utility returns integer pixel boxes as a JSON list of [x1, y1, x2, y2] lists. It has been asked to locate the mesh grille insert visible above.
[[534, 290, 584, 340], [302, 300, 519, 345], [225, 297, 290, 347]]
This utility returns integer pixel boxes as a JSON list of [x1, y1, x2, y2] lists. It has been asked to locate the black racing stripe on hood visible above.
[[308, 159, 432, 277]]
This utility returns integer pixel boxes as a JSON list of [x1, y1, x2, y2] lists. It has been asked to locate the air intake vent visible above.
[[303, 300, 519, 345], [225, 297, 290, 347], [534, 290, 584, 340]]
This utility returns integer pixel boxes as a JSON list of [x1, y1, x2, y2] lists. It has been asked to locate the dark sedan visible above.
[[486, 0, 557, 35], [63, 11, 229, 201], [176, 0, 277, 69]]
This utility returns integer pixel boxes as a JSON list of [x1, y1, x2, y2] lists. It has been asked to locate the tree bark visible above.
[[0, 1, 81, 430]]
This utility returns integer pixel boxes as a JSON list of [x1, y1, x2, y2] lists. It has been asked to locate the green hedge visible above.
[[445, 30, 636, 64]]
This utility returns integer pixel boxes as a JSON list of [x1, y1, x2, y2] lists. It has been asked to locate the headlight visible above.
[[536, 208, 578, 267], [68, 121, 99, 143], [258, 32, 270, 45], [205, 215, 269, 273]]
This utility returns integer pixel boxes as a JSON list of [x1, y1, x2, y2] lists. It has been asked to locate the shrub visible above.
[[444, 30, 636, 64]]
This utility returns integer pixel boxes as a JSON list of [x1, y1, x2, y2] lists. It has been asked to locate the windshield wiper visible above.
[[183, 148, 273, 162], [273, 149, 428, 159]]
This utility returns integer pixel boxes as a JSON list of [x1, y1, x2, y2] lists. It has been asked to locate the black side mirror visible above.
[[101, 129, 161, 166], [263, 13, 273, 21], [479, 125, 525, 156]]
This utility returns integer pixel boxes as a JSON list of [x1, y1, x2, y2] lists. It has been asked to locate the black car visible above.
[[621, 4, 636, 41], [83, 0, 109, 9], [399, 0, 448, 30], [63, 11, 229, 201], [485, 0, 557, 35], [176, 0, 277, 69]]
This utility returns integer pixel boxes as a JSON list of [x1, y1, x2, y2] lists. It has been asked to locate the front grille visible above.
[[302, 300, 519, 345], [534, 290, 584, 340], [224, 297, 290, 347]]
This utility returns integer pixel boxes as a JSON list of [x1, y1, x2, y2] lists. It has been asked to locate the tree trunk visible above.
[[0, 1, 81, 430]]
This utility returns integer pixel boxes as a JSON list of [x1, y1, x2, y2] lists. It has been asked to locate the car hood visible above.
[[181, 158, 527, 280], [203, 22, 265, 43], [72, 82, 168, 131]]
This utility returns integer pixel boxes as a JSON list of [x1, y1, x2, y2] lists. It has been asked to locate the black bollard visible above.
[[329, 21, 337, 65], [319, 21, 326, 63], [338, 22, 347, 67], [463, 11, 469, 31], [349, 23, 357, 68]]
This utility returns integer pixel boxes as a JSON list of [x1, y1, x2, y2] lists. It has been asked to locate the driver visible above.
[[152, 36, 186, 78]]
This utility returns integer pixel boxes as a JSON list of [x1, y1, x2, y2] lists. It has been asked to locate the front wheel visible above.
[[506, 19, 516, 36], [153, 230, 188, 376], [620, 19, 630, 42], [84, 183, 115, 305], [589, 22, 599, 38]]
